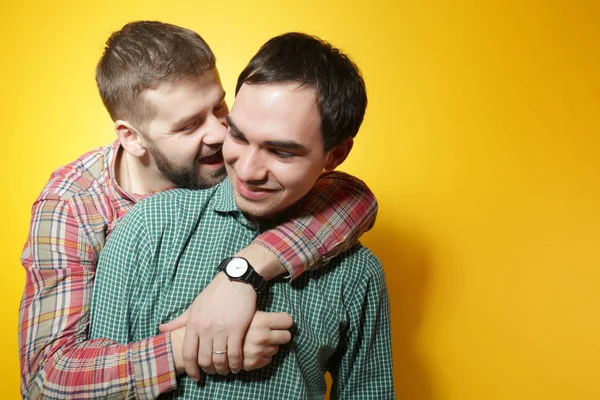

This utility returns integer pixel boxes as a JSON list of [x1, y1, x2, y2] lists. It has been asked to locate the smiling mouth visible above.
[[198, 150, 223, 165], [236, 178, 274, 200]]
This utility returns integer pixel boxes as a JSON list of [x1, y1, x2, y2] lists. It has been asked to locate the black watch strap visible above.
[[218, 257, 267, 294], [244, 268, 267, 294]]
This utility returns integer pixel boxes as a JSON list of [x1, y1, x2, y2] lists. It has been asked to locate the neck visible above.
[[117, 150, 175, 195], [244, 202, 299, 230]]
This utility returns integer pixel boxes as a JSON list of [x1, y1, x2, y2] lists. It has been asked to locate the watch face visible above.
[[225, 257, 249, 278]]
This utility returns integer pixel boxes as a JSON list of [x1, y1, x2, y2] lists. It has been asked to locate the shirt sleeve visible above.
[[19, 197, 177, 399], [253, 171, 378, 279], [329, 256, 396, 399]]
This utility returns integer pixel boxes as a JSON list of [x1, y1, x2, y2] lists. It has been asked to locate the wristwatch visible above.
[[217, 256, 267, 294]]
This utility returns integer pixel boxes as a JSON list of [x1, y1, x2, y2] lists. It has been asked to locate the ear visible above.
[[114, 120, 148, 157], [323, 138, 354, 171]]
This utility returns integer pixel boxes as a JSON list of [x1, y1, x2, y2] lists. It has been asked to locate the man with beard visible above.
[[89, 32, 394, 399], [19, 21, 378, 399]]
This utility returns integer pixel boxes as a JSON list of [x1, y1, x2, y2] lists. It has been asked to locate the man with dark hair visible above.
[[90, 32, 395, 399], [19, 22, 379, 399]]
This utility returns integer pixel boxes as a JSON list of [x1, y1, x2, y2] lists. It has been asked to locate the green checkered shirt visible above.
[[89, 178, 395, 399]]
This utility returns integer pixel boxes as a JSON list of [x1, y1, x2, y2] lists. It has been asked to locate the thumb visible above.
[[159, 310, 190, 333]]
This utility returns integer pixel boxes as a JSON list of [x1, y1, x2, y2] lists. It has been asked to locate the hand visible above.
[[165, 311, 293, 377], [159, 272, 256, 379], [242, 311, 293, 371]]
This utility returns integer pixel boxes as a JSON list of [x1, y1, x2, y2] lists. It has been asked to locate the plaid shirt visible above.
[[19, 141, 378, 399], [89, 180, 394, 399]]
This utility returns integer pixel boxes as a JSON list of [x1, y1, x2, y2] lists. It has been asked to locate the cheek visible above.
[[270, 162, 317, 191], [165, 139, 201, 164], [222, 137, 239, 163], [287, 158, 326, 194], [179, 139, 201, 156]]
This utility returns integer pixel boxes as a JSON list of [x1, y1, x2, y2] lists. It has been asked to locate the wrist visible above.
[[236, 243, 286, 281], [217, 256, 267, 294], [215, 270, 258, 298], [168, 328, 186, 375]]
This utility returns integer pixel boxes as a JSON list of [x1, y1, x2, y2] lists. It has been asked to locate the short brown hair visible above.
[[96, 21, 216, 126]]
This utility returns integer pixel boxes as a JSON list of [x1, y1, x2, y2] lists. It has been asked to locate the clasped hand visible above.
[[159, 272, 292, 380]]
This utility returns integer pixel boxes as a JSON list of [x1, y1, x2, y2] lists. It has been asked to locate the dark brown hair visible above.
[[236, 32, 367, 151]]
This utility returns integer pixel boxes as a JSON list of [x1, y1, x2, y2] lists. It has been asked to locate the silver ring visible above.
[[212, 350, 227, 355]]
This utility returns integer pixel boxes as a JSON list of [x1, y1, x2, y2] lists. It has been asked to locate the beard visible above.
[[147, 141, 226, 190]]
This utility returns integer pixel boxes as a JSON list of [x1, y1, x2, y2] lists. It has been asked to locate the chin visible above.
[[236, 203, 268, 218], [235, 198, 274, 219]]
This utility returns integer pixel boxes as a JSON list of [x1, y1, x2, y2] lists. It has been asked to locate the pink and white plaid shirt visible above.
[[19, 140, 377, 399]]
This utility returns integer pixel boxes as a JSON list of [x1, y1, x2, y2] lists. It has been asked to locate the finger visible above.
[[248, 356, 273, 371], [159, 310, 190, 333], [198, 336, 216, 375], [182, 328, 201, 381], [227, 334, 243, 374], [262, 312, 294, 330], [212, 338, 231, 376], [268, 329, 292, 345], [262, 345, 280, 357]]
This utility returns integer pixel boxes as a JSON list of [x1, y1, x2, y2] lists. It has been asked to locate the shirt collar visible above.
[[108, 141, 131, 200], [212, 177, 239, 213], [109, 140, 162, 203]]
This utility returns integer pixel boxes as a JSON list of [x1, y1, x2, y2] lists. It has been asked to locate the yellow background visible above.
[[2, 0, 599, 398]]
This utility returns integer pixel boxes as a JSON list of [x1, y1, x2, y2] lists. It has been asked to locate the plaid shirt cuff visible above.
[[131, 333, 178, 398], [254, 225, 320, 279]]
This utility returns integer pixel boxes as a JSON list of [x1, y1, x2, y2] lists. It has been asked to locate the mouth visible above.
[[235, 178, 274, 201], [198, 150, 224, 169]]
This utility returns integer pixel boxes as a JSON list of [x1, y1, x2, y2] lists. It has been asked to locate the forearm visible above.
[[21, 333, 176, 400], [19, 271, 177, 399], [252, 171, 378, 279], [20, 197, 178, 398]]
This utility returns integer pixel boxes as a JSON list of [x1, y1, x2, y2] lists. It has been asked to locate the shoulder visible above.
[[335, 244, 384, 281], [117, 183, 223, 234], [329, 244, 387, 301], [134, 184, 221, 218], [37, 144, 113, 202]]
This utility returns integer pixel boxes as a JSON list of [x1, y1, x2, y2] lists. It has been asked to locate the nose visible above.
[[202, 115, 228, 147], [235, 147, 268, 183]]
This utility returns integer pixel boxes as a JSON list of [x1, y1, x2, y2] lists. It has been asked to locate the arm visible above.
[[88, 199, 294, 382], [329, 255, 395, 399], [19, 198, 176, 399], [165, 171, 377, 376], [254, 170, 378, 278]]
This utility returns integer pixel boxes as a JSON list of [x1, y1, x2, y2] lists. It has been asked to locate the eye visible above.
[[270, 149, 295, 159], [178, 123, 196, 133], [228, 128, 247, 143]]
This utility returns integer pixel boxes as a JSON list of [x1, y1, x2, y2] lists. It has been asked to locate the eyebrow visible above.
[[170, 91, 227, 131], [227, 115, 307, 152], [226, 115, 243, 137]]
